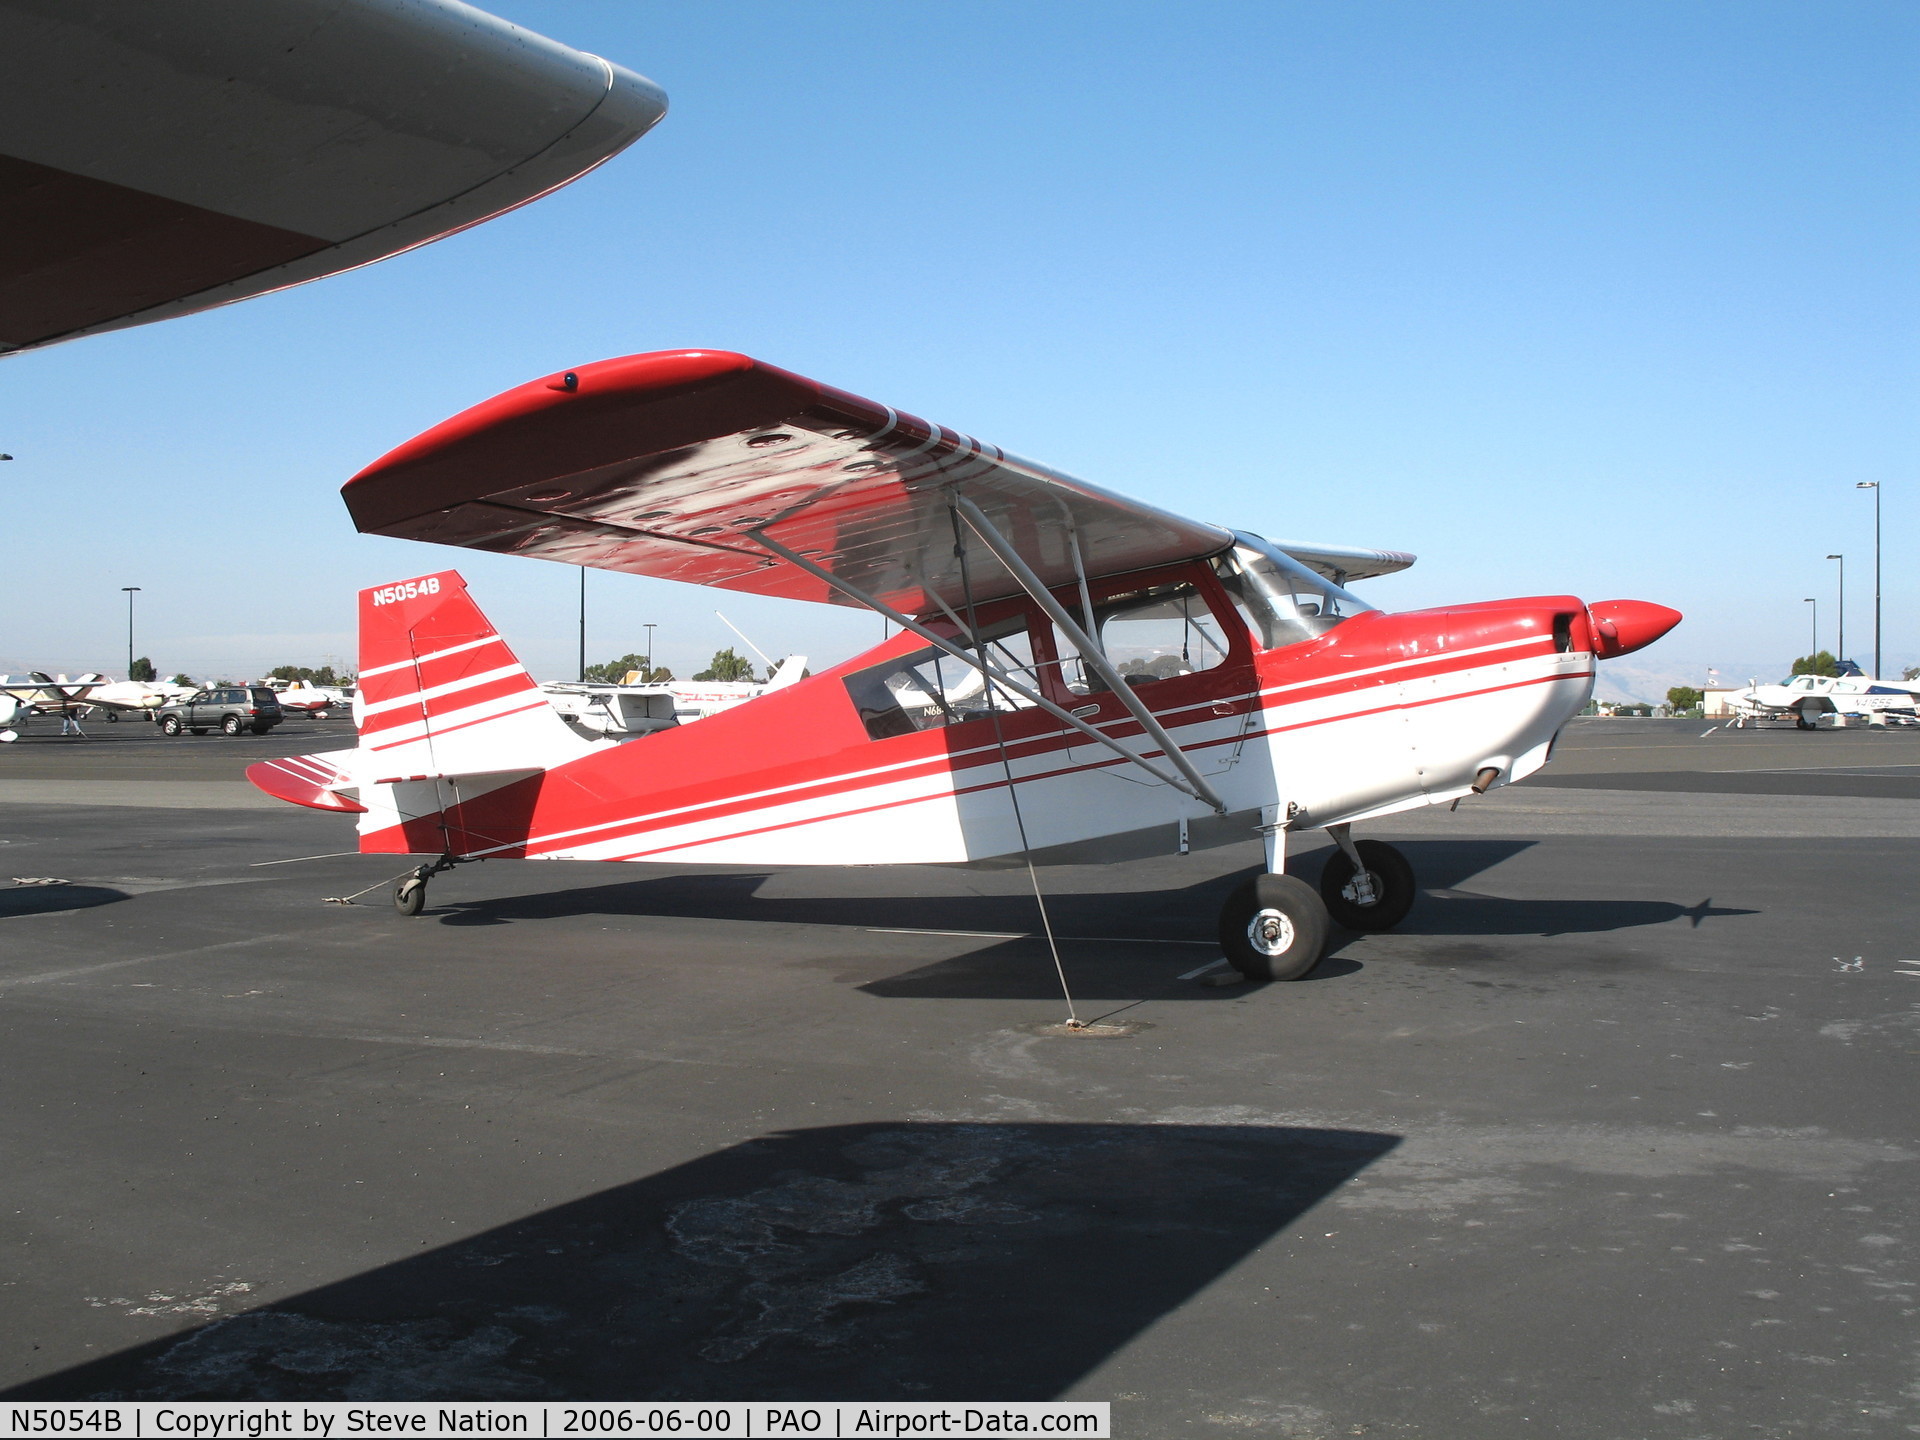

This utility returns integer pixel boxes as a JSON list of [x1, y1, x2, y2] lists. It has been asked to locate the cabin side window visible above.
[[843, 614, 1047, 741], [1050, 579, 1239, 695]]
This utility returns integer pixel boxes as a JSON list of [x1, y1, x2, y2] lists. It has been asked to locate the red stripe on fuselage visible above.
[[360, 644, 1584, 859], [577, 663, 1591, 861]]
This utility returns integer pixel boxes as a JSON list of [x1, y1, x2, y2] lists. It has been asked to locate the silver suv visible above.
[[156, 686, 284, 737]]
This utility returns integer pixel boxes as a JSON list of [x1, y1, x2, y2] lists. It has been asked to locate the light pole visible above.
[[643, 623, 657, 678], [1857, 482, 1881, 677], [121, 587, 140, 677], [1805, 598, 1817, 658], [1826, 554, 1844, 665], [577, 567, 587, 682]]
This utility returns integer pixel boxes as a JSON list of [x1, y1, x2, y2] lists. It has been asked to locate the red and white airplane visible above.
[[249, 350, 1680, 980]]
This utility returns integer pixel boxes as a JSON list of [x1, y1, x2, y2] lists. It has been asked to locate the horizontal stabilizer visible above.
[[247, 752, 365, 814]]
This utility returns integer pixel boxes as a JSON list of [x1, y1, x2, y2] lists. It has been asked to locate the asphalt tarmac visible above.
[[2, 716, 1916, 1436]]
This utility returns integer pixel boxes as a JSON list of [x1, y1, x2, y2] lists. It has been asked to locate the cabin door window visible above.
[[843, 612, 1049, 742]]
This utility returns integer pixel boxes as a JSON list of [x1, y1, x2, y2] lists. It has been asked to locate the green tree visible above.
[[1790, 651, 1841, 677], [582, 652, 672, 684], [693, 647, 756, 682], [129, 656, 156, 682], [270, 664, 340, 686], [168, 673, 192, 686], [1666, 685, 1703, 711]]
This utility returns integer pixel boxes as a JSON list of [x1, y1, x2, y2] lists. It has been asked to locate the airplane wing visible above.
[[1269, 540, 1415, 584], [342, 350, 1242, 617], [0, 0, 666, 355]]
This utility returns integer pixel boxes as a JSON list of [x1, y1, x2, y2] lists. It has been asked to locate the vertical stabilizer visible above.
[[356, 571, 593, 777], [353, 571, 597, 853]]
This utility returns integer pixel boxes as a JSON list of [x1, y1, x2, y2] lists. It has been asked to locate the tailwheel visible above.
[[1218, 873, 1330, 981], [394, 871, 430, 916], [1320, 839, 1417, 932]]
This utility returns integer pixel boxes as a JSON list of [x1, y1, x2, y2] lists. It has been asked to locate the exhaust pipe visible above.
[[1471, 766, 1501, 794]]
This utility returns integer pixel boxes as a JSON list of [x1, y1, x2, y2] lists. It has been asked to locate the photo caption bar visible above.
[[0, 1402, 1110, 1439]]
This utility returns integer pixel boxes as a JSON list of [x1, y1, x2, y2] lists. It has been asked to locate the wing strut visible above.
[[953, 495, 1229, 814], [747, 529, 1226, 811]]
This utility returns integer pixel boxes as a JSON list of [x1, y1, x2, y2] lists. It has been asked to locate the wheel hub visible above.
[[1341, 870, 1381, 907], [1247, 906, 1295, 957]]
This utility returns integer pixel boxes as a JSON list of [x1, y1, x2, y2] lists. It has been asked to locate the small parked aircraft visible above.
[[250, 350, 1680, 980], [541, 659, 808, 738], [273, 681, 355, 719], [1730, 667, 1920, 728], [0, 672, 108, 738]]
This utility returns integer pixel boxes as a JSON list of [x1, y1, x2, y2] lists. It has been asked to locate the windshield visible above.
[[1213, 533, 1375, 650]]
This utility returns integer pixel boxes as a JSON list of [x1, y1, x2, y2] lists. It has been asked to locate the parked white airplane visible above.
[[272, 681, 355, 718], [0, 672, 108, 738], [79, 678, 197, 719], [540, 658, 809, 737], [1730, 667, 1920, 728]]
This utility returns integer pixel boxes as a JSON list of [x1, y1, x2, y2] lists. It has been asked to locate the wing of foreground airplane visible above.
[[0, 0, 666, 355], [343, 349, 1410, 617]]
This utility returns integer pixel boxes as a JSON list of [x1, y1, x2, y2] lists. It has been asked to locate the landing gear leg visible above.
[[394, 853, 461, 916], [1218, 806, 1331, 982]]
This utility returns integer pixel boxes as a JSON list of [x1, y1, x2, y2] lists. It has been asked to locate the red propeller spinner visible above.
[[1586, 600, 1683, 659]]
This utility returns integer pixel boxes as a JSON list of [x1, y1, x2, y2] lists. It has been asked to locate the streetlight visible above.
[[121, 587, 141, 677], [1857, 482, 1882, 677], [577, 566, 587, 683], [1826, 554, 1844, 665], [643, 623, 657, 678], [1804, 598, 1817, 658]]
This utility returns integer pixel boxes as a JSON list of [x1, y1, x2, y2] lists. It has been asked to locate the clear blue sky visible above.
[[3, 0, 1913, 697]]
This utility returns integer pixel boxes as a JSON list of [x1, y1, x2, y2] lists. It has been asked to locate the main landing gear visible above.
[[394, 854, 463, 916], [1216, 818, 1417, 982]]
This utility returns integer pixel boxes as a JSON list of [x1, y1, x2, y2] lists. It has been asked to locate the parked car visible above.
[[156, 686, 283, 736]]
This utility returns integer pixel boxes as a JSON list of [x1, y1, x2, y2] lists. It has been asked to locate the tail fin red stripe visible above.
[[359, 672, 542, 737], [356, 637, 522, 705]]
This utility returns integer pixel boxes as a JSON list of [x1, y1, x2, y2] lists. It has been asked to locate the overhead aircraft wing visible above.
[[0, 0, 666, 355], [343, 349, 1236, 617]]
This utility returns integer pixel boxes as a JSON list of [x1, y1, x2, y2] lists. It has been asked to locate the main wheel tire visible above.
[[1796, 715, 1816, 731], [221, 714, 244, 736], [1218, 873, 1330, 981], [105, 711, 118, 722], [161, 715, 183, 735], [1320, 839, 1417, 932], [394, 879, 427, 916]]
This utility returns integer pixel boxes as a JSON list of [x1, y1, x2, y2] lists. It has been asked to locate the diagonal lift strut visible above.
[[746, 524, 1226, 812]]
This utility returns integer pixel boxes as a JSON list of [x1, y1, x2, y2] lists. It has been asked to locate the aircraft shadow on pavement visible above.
[[429, 867, 1235, 940], [419, 839, 1749, 997], [425, 840, 1542, 938], [0, 883, 127, 918], [6, 1121, 1398, 1403]]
